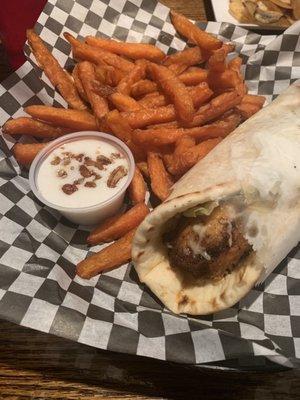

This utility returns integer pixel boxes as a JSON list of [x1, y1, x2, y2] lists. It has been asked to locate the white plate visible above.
[[209, 0, 285, 31]]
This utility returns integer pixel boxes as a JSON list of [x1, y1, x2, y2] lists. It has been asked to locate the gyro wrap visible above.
[[132, 82, 300, 315]]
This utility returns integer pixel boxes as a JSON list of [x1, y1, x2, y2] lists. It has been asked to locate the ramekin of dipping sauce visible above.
[[29, 131, 135, 225]]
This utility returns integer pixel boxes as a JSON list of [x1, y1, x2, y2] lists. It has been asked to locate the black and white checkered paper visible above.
[[0, 0, 299, 370]]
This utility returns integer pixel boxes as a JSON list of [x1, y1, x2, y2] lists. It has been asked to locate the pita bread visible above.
[[132, 82, 300, 315]]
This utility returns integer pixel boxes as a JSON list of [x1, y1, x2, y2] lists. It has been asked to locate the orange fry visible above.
[[138, 83, 212, 109], [136, 161, 149, 179], [94, 64, 125, 86], [133, 114, 239, 147], [170, 10, 221, 51], [166, 138, 222, 176], [178, 68, 208, 86], [121, 105, 176, 129], [27, 30, 86, 110], [110, 92, 142, 111], [148, 63, 195, 125], [189, 91, 242, 127], [105, 110, 145, 161], [235, 95, 265, 120], [128, 166, 147, 204], [147, 152, 173, 201], [117, 63, 147, 95], [208, 69, 241, 93], [13, 142, 48, 166], [138, 92, 168, 108], [86, 36, 165, 62], [131, 79, 158, 98], [64, 32, 134, 73], [3, 117, 68, 139], [78, 61, 109, 120], [164, 46, 204, 67], [207, 43, 235, 73], [72, 64, 88, 102], [87, 203, 149, 245], [77, 229, 136, 278], [25, 105, 98, 131], [189, 82, 214, 108]]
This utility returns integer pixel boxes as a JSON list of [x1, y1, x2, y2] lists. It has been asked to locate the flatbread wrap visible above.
[[132, 82, 300, 315]]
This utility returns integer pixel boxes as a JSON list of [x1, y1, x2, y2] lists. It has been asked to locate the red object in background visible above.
[[0, 0, 47, 70]]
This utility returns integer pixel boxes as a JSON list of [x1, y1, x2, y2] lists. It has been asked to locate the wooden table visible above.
[[0, 1, 299, 398]]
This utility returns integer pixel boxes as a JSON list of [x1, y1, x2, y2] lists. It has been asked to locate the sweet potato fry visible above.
[[166, 138, 222, 176], [121, 105, 176, 129], [13, 142, 48, 166], [235, 94, 265, 120], [138, 83, 212, 109], [72, 64, 88, 102], [91, 80, 115, 98], [64, 32, 134, 73], [3, 117, 68, 139], [128, 167, 147, 204], [94, 64, 125, 86], [189, 82, 214, 108], [228, 56, 243, 74], [239, 94, 265, 107], [25, 105, 98, 131], [27, 30, 86, 111], [105, 110, 145, 161], [85, 36, 165, 62], [133, 127, 183, 147], [138, 92, 167, 108], [131, 79, 158, 98], [189, 91, 242, 127], [77, 228, 136, 278], [208, 69, 241, 92], [148, 121, 179, 129], [78, 61, 109, 120], [170, 10, 221, 51], [117, 63, 147, 95], [178, 68, 208, 86], [136, 161, 149, 179], [147, 152, 173, 201], [167, 63, 189, 76], [110, 92, 142, 111], [87, 203, 149, 245], [174, 135, 196, 155], [207, 43, 235, 73], [148, 63, 195, 124], [133, 112, 241, 147], [164, 46, 204, 67]]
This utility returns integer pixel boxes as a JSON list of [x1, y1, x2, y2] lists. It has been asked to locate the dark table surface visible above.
[[0, 1, 299, 398]]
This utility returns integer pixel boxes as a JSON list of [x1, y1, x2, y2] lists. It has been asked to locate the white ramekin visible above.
[[29, 131, 135, 225]]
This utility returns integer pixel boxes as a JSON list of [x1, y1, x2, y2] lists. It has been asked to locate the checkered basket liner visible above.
[[0, 0, 299, 369]]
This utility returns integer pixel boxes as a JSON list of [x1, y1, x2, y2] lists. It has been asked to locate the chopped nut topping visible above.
[[85, 155, 111, 170], [51, 156, 61, 165], [97, 155, 111, 165], [74, 153, 84, 162], [110, 152, 123, 160], [84, 181, 96, 188], [73, 178, 84, 185], [92, 172, 101, 180], [62, 184, 78, 195], [62, 157, 71, 166], [57, 169, 67, 178], [107, 166, 128, 188], [79, 164, 93, 178]]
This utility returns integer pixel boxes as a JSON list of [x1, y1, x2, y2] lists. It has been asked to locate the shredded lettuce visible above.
[[183, 201, 219, 218]]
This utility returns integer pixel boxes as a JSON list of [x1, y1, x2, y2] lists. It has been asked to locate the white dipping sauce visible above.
[[37, 139, 129, 208]]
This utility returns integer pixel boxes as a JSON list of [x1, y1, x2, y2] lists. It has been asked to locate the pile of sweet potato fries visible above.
[[2, 11, 265, 279]]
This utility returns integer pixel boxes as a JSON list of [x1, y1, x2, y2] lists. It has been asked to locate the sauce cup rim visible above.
[[29, 131, 135, 213]]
